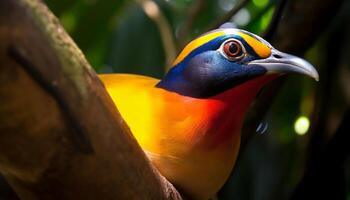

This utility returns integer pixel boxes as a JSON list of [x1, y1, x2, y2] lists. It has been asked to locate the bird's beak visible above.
[[249, 49, 319, 81]]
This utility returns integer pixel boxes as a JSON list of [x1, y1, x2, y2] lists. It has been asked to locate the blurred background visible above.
[[34, 0, 350, 199]]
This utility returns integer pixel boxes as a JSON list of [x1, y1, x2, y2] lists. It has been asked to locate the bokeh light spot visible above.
[[294, 116, 310, 135], [59, 12, 77, 33], [219, 0, 236, 11], [142, 0, 160, 18], [260, 7, 274, 30], [253, 0, 269, 8], [232, 8, 251, 26]]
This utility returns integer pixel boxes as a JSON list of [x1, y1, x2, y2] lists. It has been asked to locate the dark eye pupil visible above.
[[229, 43, 238, 54]]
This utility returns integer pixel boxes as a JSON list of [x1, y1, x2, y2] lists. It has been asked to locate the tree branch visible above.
[[262, 0, 288, 42], [137, 0, 177, 72], [0, 0, 182, 199]]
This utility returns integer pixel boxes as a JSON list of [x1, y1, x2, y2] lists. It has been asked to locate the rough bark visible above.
[[0, 0, 181, 199]]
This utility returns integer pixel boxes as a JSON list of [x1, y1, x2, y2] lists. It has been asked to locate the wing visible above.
[[99, 74, 160, 149], [99, 73, 205, 153]]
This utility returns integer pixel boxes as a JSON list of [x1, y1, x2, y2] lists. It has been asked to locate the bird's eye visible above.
[[222, 40, 244, 60]]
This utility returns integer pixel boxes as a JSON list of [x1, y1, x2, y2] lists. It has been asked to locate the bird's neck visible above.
[[197, 74, 278, 148]]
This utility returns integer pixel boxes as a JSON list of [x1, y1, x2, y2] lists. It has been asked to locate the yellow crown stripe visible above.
[[173, 31, 226, 66], [236, 32, 271, 58]]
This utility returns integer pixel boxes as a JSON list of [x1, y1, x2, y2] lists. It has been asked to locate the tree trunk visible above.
[[0, 0, 181, 199]]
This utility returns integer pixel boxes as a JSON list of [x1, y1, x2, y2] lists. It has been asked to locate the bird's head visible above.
[[157, 28, 318, 98]]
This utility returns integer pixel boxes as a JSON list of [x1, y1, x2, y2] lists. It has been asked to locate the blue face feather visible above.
[[156, 33, 268, 98]]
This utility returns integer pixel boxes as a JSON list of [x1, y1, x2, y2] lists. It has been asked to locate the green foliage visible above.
[[46, 0, 128, 69], [45, 0, 276, 72], [107, 4, 165, 77]]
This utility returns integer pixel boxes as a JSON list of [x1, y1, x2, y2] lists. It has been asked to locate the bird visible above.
[[99, 28, 318, 200]]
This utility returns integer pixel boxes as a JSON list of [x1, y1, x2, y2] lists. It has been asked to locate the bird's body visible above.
[[100, 28, 318, 199], [101, 74, 275, 198]]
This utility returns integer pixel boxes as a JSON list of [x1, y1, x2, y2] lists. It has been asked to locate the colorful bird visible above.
[[100, 28, 318, 200]]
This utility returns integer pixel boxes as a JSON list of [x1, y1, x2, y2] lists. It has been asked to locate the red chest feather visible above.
[[196, 75, 278, 147]]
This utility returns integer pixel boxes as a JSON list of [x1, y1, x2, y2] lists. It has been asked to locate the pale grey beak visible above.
[[249, 49, 319, 81]]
